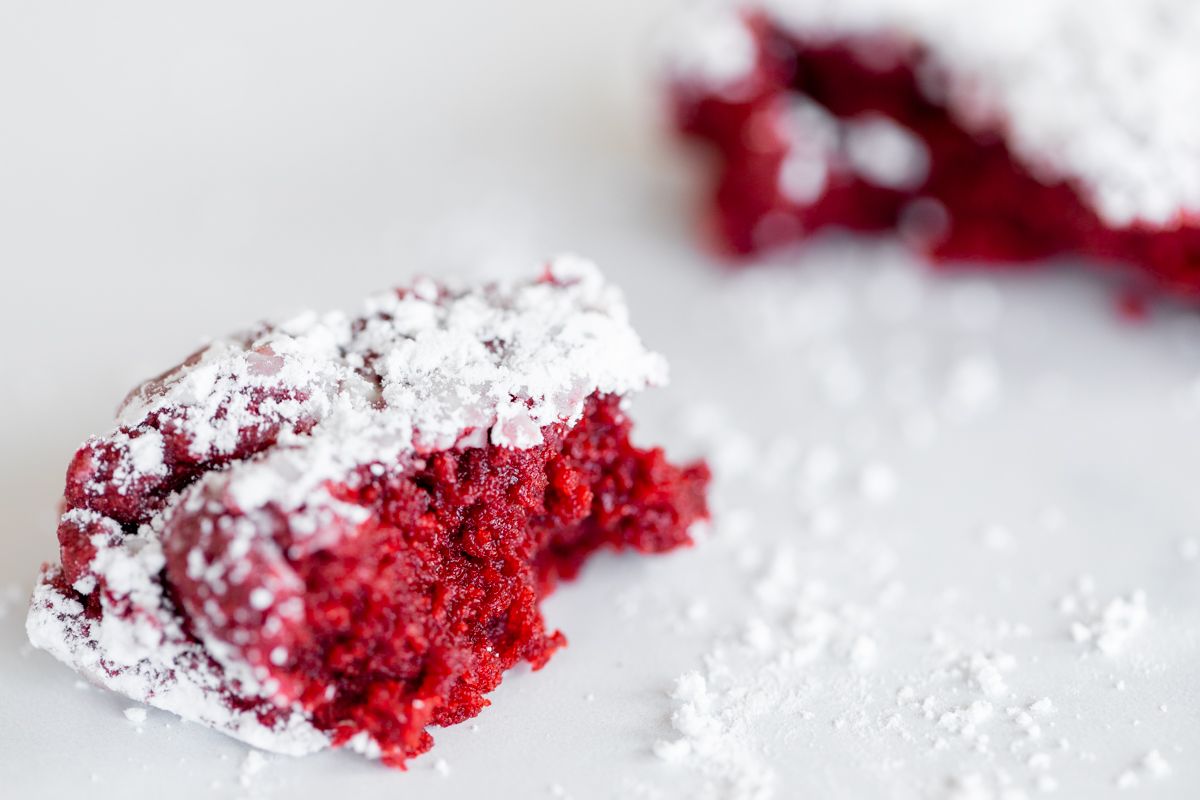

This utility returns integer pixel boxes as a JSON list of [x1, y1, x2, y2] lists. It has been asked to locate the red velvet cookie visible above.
[[27, 257, 709, 766], [666, 1, 1200, 294]]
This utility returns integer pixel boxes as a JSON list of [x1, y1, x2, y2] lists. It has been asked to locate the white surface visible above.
[[0, 2, 1197, 798]]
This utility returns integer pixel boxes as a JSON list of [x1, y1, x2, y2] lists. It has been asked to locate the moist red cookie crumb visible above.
[[665, 2, 1200, 295], [27, 257, 709, 767]]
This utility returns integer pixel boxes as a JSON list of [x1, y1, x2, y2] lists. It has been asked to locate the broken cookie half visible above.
[[27, 256, 709, 767], [665, 0, 1200, 294]]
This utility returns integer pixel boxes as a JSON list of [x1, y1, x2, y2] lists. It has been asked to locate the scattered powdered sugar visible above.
[[843, 114, 931, 191], [26, 257, 667, 758], [239, 749, 269, 790], [776, 100, 840, 205], [980, 523, 1014, 552], [1114, 749, 1172, 789], [1059, 580, 1149, 657], [122, 706, 148, 725], [653, 670, 776, 800], [1141, 750, 1172, 780], [0, 583, 20, 620], [1178, 537, 1199, 562], [669, 0, 1200, 227], [643, 246, 1184, 798], [771, 99, 931, 205]]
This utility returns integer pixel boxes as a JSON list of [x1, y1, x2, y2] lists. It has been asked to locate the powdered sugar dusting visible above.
[[26, 508, 329, 754], [660, 3, 760, 99], [113, 254, 665, 515]]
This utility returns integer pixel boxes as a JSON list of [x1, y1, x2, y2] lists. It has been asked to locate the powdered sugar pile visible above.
[[1059, 579, 1149, 657], [1115, 749, 1172, 790], [26, 256, 668, 757], [667, 0, 1200, 227]]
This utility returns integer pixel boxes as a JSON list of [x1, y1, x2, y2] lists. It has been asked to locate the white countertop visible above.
[[1, 2, 1197, 798]]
